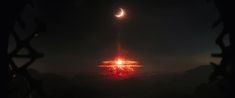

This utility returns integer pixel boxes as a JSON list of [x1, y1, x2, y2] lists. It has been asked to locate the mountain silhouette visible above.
[[27, 65, 212, 98]]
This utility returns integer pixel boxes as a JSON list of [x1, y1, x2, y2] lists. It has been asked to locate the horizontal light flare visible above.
[[98, 58, 141, 79], [99, 64, 141, 68], [101, 61, 139, 64], [99, 59, 141, 68]]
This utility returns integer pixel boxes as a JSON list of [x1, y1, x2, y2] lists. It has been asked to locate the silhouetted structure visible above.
[[0, 0, 46, 98], [208, 0, 235, 97], [193, 1, 235, 98]]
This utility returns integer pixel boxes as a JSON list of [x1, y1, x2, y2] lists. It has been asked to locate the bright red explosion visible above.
[[99, 57, 141, 79]]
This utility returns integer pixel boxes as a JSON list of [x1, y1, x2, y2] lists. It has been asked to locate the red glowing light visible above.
[[98, 7, 140, 79], [99, 57, 141, 79]]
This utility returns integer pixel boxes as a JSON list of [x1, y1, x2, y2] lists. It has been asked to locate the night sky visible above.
[[18, 0, 222, 76]]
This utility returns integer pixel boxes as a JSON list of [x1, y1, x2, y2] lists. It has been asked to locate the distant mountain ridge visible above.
[[27, 65, 212, 98]]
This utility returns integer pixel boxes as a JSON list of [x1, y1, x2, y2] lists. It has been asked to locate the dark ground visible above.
[[27, 65, 212, 98]]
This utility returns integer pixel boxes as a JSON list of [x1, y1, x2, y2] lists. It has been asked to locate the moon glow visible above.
[[115, 8, 125, 18]]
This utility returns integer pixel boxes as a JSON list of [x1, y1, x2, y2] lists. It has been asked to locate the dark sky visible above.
[[17, 0, 222, 76]]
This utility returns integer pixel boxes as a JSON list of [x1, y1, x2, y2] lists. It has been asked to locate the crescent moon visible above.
[[115, 8, 125, 18]]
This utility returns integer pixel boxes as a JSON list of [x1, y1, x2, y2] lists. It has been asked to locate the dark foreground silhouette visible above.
[[26, 65, 212, 98]]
